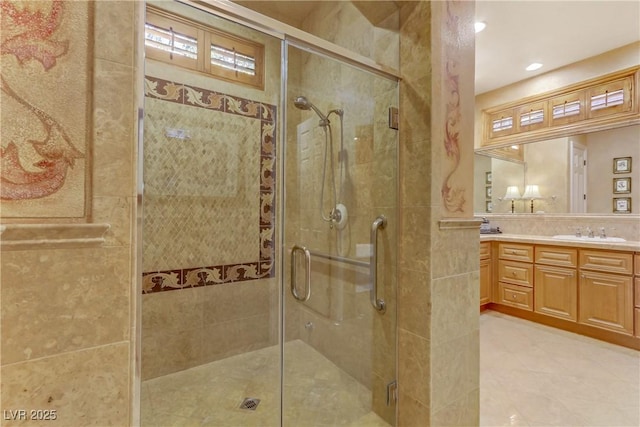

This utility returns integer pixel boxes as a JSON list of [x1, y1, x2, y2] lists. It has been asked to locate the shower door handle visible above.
[[370, 216, 387, 313], [290, 245, 311, 302]]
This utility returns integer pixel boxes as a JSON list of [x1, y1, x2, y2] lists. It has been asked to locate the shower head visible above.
[[293, 95, 329, 125]]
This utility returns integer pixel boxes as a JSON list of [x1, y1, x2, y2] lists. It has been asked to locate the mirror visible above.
[[475, 124, 640, 214]]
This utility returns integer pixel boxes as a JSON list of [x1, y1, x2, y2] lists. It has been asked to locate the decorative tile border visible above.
[[142, 76, 276, 293]]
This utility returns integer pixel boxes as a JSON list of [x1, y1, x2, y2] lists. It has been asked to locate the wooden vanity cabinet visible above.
[[534, 246, 578, 321], [634, 254, 640, 337], [497, 243, 534, 311], [479, 242, 492, 306], [578, 249, 634, 335]]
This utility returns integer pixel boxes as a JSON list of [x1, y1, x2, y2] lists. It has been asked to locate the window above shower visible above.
[[145, 5, 265, 90]]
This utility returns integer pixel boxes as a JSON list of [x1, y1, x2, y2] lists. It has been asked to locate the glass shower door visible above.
[[283, 43, 398, 426]]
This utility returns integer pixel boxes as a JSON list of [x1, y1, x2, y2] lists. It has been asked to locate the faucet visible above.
[[575, 227, 582, 237], [599, 227, 606, 239], [586, 227, 594, 238]]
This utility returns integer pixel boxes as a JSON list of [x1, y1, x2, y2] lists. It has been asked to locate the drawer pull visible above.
[[512, 271, 517, 276], [512, 294, 517, 299]]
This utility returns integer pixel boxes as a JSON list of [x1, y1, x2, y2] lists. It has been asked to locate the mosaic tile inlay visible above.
[[142, 76, 276, 293]]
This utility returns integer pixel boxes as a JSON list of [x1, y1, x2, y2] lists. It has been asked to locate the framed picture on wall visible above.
[[485, 171, 492, 184], [613, 177, 631, 194], [613, 157, 632, 174], [485, 186, 492, 199], [486, 201, 492, 212], [613, 197, 632, 213]]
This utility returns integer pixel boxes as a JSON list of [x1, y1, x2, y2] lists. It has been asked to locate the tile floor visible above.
[[143, 311, 640, 426], [141, 339, 388, 427], [481, 310, 640, 426]]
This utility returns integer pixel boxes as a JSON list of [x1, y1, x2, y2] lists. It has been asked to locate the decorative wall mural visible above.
[[1, 0, 90, 219], [142, 76, 276, 293], [441, 0, 466, 214]]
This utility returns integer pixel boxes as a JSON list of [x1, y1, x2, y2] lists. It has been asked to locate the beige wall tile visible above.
[[431, 272, 479, 345], [93, 58, 135, 198], [431, 388, 480, 427], [92, 196, 133, 247], [430, 332, 479, 413], [1, 343, 129, 427], [202, 280, 272, 324], [94, 1, 135, 66], [1, 247, 130, 364], [398, 268, 431, 338], [398, 391, 429, 427], [431, 226, 480, 278], [200, 314, 273, 365], [399, 207, 431, 272], [142, 327, 203, 380], [398, 329, 430, 406]]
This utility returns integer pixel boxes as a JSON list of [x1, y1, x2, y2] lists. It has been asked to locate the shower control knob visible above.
[[304, 321, 314, 331]]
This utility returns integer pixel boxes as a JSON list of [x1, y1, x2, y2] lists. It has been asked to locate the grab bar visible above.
[[307, 249, 369, 268], [290, 244, 311, 302], [370, 215, 387, 313]]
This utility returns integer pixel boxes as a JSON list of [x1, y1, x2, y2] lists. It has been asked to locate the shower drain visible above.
[[239, 397, 261, 411]]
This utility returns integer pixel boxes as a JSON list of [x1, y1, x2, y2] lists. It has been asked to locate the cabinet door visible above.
[[534, 265, 577, 321], [480, 257, 491, 306], [579, 271, 633, 335]]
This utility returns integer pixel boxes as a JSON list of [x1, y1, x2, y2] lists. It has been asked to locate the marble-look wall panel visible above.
[[398, 328, 430, 407], [398, 1, 433, 424], [1, 246, 130, 364], [430, 271, 479, 345], [141, 278, 277, 380], [93, 58, 136, 199], [301, 1, 400, 71], [1, 342, 130, 427], [430, 331, 479, 416]]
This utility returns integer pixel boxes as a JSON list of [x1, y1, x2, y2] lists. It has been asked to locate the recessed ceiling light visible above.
[[474, 22, 486, 33], [526, 62, 543, 71]]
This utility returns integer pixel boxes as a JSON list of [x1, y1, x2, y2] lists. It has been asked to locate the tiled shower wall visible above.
[[140, 1, 281, 380]]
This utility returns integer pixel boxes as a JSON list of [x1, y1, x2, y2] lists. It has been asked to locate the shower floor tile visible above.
[[141, 340, 389, 427]]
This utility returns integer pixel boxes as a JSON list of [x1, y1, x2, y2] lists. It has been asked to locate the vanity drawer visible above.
[[535, 246, 577, 268], [579, 250, 633, 275], [635, 254, 640, 276], [480, 242, 491, 260], [498, 260, 533, 287], [498, 282, 533, 311], [499, 243, 534, 262]]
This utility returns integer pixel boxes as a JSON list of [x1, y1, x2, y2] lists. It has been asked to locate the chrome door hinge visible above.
[[388, 107, 399, 130]]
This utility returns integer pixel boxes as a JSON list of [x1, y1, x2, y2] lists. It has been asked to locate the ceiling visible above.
[[475, 1, 640, 94], [234, 1, 640, 95]]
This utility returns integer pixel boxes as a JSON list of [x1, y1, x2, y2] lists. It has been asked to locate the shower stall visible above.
[[140, 1, 399, 425]]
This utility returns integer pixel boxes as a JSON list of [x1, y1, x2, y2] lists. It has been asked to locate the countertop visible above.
[[480, 233, 640, 252]]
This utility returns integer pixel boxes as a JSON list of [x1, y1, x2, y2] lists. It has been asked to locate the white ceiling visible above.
[[235, 1, 639, 95], [475, 0, 640, 94]]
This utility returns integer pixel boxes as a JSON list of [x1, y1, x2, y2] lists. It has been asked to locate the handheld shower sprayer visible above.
[[293, 95, 348, 233], [293, 96, 330, 126]]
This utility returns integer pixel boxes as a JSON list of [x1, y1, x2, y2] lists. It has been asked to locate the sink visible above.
[[552, 235, 626, 243]]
